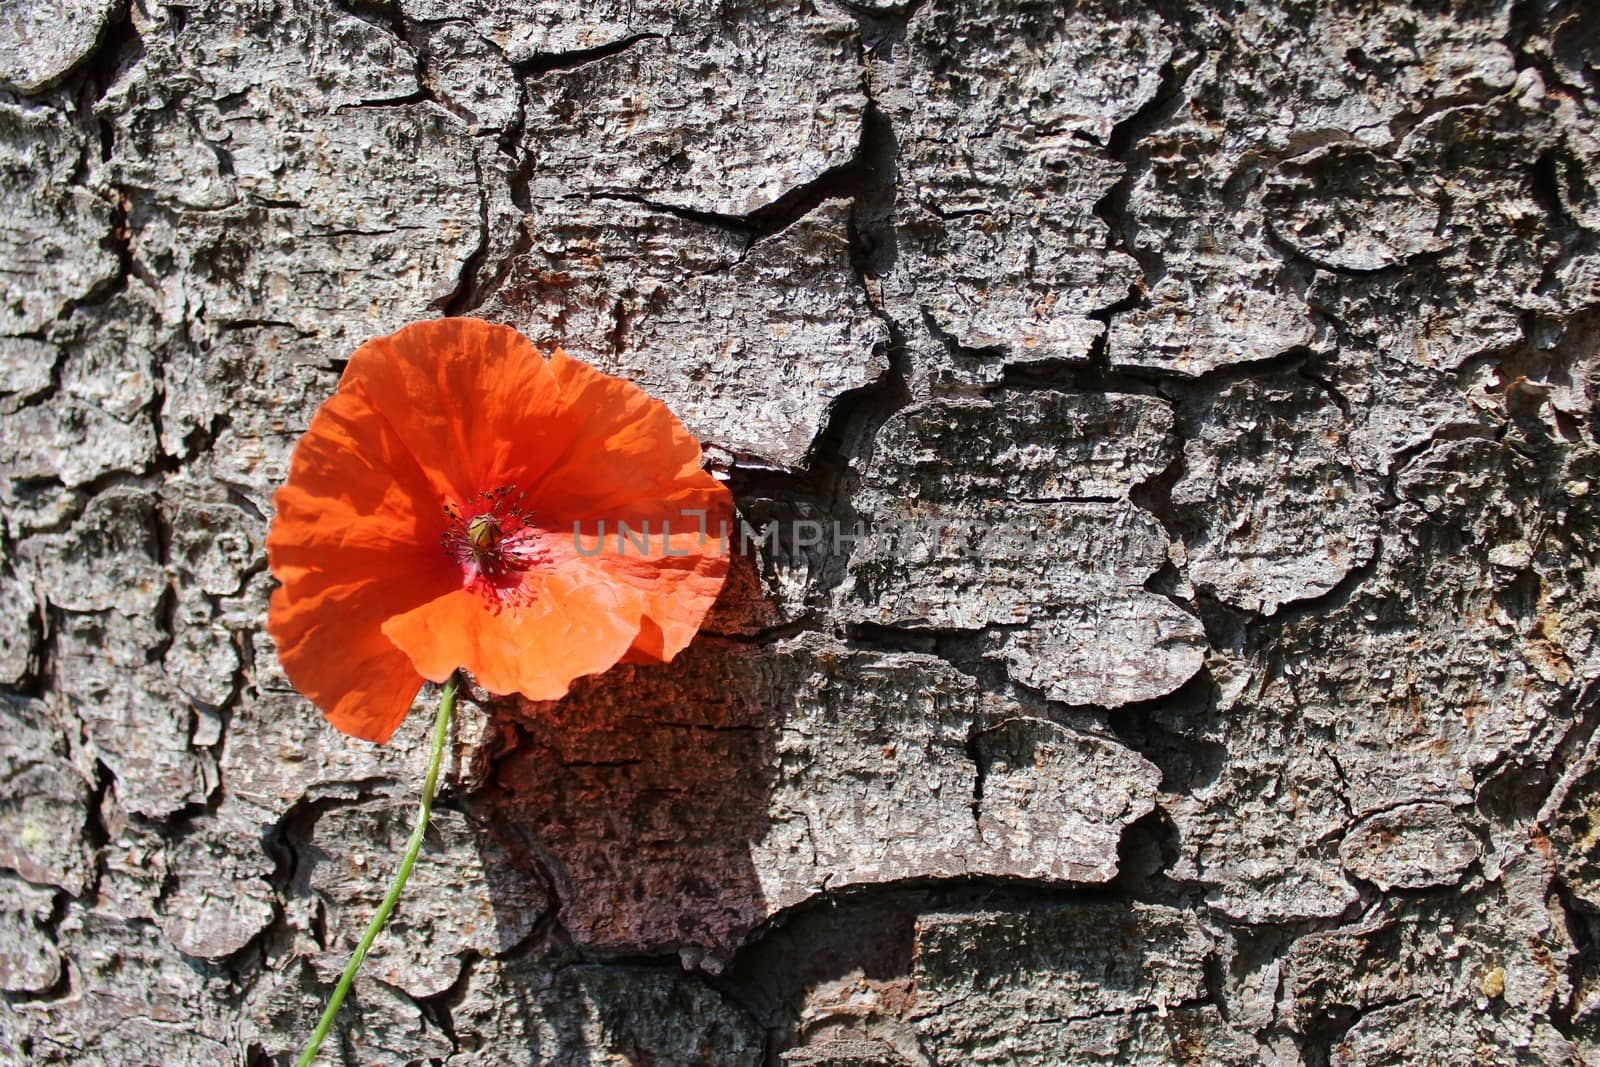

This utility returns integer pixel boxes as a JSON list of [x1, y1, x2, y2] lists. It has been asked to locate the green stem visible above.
[[296, 674, 458, 1067]]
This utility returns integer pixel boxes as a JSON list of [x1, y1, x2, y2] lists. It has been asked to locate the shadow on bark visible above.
[[464, 550, 784, 969]]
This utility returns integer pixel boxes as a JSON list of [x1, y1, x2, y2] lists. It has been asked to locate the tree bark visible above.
[[3, 0, 1600, 1063]]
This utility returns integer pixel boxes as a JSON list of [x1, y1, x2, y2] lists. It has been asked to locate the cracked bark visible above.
[[3, 0, 1600, 1064]]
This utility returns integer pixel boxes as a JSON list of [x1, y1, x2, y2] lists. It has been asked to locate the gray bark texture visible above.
[[3, 0, 1600, 1063]]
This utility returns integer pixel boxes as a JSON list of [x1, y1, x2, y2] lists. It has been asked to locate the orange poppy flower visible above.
[[266, 318, 733, 743]]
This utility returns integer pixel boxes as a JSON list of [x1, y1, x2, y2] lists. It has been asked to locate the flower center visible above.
[[439, 486, 550, 606], [467, 513, 502, 563]]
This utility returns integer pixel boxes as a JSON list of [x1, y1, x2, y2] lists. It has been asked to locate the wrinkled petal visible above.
[[267, 387, 459, 742], [380, 564, 648, 700], [535, 349, 734, 660], [523, 349, 712, 517], [339, 318, 563, 504], [572, 508, 733, 663]]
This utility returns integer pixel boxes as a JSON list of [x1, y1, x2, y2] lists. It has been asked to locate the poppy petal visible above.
[[338, 318, 564, 504], [533, 349, 734, 660], [522, 349, 711, 517], [575, 514, 732, 663], [380, 564, 648, 701], [266, 387, 459, 742]]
